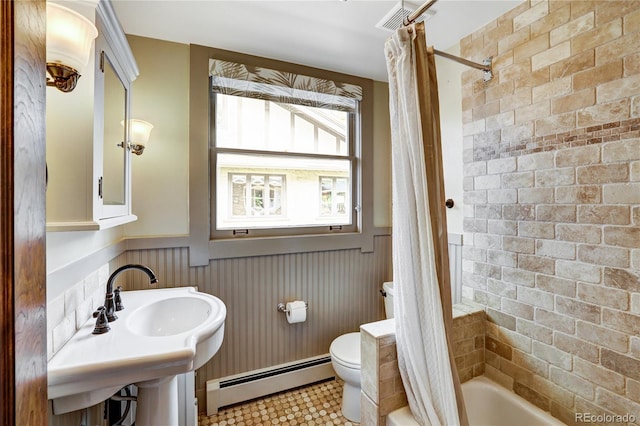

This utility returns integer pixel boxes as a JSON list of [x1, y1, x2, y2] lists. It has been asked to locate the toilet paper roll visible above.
[[286, 301, 307, 324]]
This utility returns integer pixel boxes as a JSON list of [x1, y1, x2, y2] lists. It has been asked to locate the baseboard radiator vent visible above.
[[206, 355, 334, 415]]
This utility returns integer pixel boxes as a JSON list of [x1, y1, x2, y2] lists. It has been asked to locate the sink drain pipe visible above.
[[106, 385, 137, 426]]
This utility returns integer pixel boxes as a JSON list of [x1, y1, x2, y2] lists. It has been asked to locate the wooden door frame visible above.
[[1, 0, 48, 424], [0, 0, 14, 419]]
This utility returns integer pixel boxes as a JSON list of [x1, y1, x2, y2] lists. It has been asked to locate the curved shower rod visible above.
[[404, 0, 494, 82]]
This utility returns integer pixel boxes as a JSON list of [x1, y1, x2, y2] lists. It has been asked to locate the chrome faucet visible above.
[[103, 264, 158, 322]]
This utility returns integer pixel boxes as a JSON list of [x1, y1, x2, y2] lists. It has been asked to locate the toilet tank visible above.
[[382, 281, 394, 319]]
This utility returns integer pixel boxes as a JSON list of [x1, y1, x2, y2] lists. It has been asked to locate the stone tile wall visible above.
[[360, 302, 485, 425], [460, 1, 640, 424], [452, 303, 486, 382]]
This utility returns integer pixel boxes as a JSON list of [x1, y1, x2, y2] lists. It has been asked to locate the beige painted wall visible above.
[[46, 74, 95, 224], [124, 36, 190, 237], [372, 80, 392, 228], [45, 1, 98, 223]]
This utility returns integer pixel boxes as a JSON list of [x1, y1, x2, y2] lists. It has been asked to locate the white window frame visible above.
[[211, 94, 357, 238]]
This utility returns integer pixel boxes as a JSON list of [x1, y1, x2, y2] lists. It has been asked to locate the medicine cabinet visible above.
[[46, 0, 139, 231]]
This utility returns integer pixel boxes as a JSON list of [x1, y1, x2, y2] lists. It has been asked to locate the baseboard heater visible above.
[[206, 354, 335, 415]]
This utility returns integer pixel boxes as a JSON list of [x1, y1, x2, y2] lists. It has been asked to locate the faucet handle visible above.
[[115, 286, 124, 311], [92, 306, 110, 334]]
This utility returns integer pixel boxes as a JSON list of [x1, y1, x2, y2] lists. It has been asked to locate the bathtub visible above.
[[386, 376, 565, 426]]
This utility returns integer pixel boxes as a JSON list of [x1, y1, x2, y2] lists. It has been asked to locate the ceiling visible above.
[[112, 0, 523, 81]]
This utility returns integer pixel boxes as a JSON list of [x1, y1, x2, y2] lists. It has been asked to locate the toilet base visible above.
[[340, 381, 361, 423]]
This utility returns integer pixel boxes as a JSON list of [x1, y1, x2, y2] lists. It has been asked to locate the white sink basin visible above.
[[48, 287, 226, 416], [128, 296, 213, 337]]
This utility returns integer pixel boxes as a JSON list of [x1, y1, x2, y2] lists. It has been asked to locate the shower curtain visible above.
[[385, 22, 468, 426]]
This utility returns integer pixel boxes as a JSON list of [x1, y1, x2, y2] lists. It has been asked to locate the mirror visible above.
[[102, 53, 126, 206]]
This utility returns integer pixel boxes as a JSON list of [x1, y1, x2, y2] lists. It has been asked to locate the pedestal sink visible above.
[[48, 287, 226, 425]]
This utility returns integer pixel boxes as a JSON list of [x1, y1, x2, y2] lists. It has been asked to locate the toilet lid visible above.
[[330, 332, 361, 369]]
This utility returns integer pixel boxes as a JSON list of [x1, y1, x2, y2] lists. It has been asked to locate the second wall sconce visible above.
[[121, 119, 154, 155], [129, 119, 154, 155], [46, 2, 98, 92]]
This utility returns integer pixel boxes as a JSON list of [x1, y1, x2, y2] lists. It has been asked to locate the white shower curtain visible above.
[[385, 22, 468, 426]]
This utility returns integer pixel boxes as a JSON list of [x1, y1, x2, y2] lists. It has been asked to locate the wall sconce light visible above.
[[46, 2, 98, 92], [126, 119, 154, 155]]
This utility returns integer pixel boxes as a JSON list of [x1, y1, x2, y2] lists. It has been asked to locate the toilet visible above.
[[329, 281, 395, 422]]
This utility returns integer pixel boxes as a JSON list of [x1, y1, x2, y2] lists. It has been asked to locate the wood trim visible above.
[[1, 0, 48, 424], [0, 1, 16, 423], [125, 235, 189, 250], [114, 236, 393, 388], [189, 44, 376, 265], [209, 232, 369, 260], [188, 44, 210, 266]]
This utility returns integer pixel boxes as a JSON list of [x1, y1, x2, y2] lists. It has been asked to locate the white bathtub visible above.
[[386, 376, 565, 426]]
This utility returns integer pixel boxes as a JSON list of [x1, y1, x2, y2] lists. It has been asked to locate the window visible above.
[[188, 47, 375, 262], [229, 174, 284, 218], [210, 59, 362, 237], [320, 177, 349, 217]]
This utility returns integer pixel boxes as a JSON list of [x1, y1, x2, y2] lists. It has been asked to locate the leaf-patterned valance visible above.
[[209, 59, 362, 112]]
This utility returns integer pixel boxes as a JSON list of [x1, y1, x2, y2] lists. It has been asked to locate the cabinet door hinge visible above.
[[100, 51, 105, 73], [98, 177, 103, 199]]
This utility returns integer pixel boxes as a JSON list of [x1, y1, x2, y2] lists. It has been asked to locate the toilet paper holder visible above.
[[277, 302, 308, 313]]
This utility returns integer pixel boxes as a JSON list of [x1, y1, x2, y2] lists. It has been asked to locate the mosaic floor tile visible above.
[[198, 378, 356, 425]]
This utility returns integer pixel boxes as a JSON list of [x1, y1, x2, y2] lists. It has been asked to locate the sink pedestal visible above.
[[136, 375, 178, 426]]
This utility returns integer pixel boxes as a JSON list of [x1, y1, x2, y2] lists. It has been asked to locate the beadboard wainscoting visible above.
[[112, 235, 393, 402]]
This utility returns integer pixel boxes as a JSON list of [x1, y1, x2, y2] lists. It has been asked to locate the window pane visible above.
[[320, 177, 333, 216], [216, 94, 349, 156], [240, 98, 266, 150], [269, 176, 283, 215], [268, 104, 291, 152], [230, 174, 246, 216], [251, 175, 265, 215], [294, 115, 314, 153], [317, 129, 342, 156], [217, 153, 351, 230], [319, 177, 350, 218], [335, 178, 348, 215]]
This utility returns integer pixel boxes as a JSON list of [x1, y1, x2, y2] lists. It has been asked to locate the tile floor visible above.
[[198, 378, 356, 426]]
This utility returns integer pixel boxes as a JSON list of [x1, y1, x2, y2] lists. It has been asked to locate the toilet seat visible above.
[[329, 332, 361, 369]]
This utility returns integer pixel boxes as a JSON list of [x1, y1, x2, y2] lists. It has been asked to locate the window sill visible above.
[[208, 231, 374, 260]]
